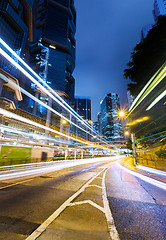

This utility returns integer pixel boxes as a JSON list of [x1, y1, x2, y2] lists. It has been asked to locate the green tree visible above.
[[124, 15, 166, 96]]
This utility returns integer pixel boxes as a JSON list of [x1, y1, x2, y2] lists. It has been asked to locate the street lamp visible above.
[[124, 131, 130, 136], [62, 119, 67, 125], [119, 110, 125, 117], [118, 110, 137, 165]]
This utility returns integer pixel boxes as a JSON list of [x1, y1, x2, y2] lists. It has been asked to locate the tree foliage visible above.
[[124, 16, 166, 96]]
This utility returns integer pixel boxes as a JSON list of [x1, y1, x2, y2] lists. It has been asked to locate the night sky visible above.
[[74, 0, 154, 121]]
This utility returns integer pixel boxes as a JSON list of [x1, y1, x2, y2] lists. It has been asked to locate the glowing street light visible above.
[[62, 119, 67, 125], [124, 131, 130, 136], [118, 110, 125, 117]]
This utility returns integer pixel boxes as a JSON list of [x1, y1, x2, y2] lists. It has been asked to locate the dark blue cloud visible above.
[[74, 0, 154, 121]]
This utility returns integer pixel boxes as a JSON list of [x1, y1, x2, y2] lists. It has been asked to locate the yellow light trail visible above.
[[129, 62, 166, 114]]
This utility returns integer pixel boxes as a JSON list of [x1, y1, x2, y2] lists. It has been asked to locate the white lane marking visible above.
[[69, 200, 105, 213], [96, 177, 103, 179], [81, 167, 94, 172], [102, 168, 120, 240], [117, 163, 166, 191], [88, 184, 102, 189], [25, 167, 107, 240], [0, 179, 34, 190]]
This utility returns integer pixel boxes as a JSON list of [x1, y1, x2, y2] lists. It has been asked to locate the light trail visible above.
[[146, 89, 166, 111], [0, 107, 92, 146], [117, 163, 166, 191], [0, 74, 97, 139], [0, 38, 108, 144], [129, 62, 166, 114], [0, 156, 120, 181], [0, 108, 111, 150], [0, 125, 70, 145], [136, 165, 166, 177]]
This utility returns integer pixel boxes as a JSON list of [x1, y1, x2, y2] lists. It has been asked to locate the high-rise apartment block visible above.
[[100, 93, 123, 141]]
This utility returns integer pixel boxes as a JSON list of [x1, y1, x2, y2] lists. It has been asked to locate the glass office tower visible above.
[[0, 0, 33, 54], [0, 0, 34, 109], [74, 97, 91, 140], [100, 93, 123, 141], [74, 97, 91, 121], [31, 0, 76, 104]]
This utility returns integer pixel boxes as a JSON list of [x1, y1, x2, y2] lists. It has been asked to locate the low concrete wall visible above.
[[31, 147, 54, 161]]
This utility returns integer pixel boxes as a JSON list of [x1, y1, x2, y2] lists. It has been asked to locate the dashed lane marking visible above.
[[25, 167, 106, 240], [96, 177, 103, 179], [88, 184, 102, 189]]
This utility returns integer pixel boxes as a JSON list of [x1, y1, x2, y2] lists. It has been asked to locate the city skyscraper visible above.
[[100, 93, 123, 141], [74, 97, 91, 121], [127, 90, 135, 109], [0, 0, 77, 133], [0, 0, 33, 56], [74, 97, 91, 140], [97, 112, 102, 135], [0, 0, 34, 110], [31, 0, 76, 104]]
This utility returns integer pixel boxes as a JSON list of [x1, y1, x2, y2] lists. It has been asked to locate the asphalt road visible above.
[[0, 158, 165, 240], [106, 163, 166, 240], [0, 160, 113, 240]]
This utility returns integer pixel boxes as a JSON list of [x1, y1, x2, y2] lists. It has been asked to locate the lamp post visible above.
[[131, 133, 137, 165], [118, 110, 138, 165]]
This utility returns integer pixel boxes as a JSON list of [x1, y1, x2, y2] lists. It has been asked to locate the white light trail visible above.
[[0, 156, 120, 181], [0, 125, 69, 144], [117, 163, 166, 191], [146, 90, 166, 111], [2, 76, 96, 138], [0, 38, 107, 143], [136, 165, 166, 177], [0, 108, 92, 146]]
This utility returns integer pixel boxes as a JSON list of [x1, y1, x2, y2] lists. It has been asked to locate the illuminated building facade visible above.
[[74, 97, 91, 121], [127, 90, 135, 109], [100, 93, 123, 141], [74, 97, 91, 140], [31, 0, 76, 104], [0, 0, 76, 126], [97, 112, 102, 134], [0, 0, 33, 55], [0, 0, 34, 109]]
